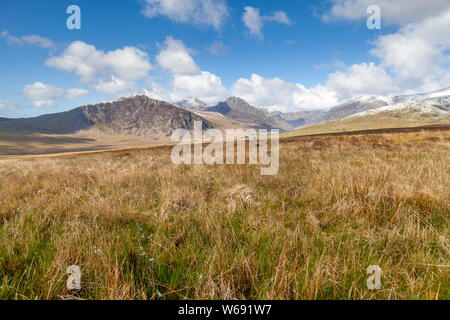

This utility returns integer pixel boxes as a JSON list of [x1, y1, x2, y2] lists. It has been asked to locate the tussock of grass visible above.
[[0, 131, 449, 300]]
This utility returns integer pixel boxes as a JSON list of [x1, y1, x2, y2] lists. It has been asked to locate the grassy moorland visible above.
[[0, 130, 449, 300], [283, 113, 450, 137]]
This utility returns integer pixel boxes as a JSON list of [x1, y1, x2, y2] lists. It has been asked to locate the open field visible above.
[[0, 129, 449, 300], [0, 131, 167, 156], [283, 112, 450, 137]]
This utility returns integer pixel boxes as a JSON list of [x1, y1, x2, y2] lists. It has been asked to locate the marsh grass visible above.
[[0, 131, 449, 300]]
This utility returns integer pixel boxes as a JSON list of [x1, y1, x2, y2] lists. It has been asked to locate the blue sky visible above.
[[1, 0, 449, 117]]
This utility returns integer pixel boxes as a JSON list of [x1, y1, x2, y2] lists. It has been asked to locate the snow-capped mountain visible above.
[[0, 95, 211, 136], [319, 95, 392, 122], [348, 90, 450, 120], [393, 87, 450, 103], [175, 97, 209, 110], [206, 97, 277, 128], [258, 88, 450, 130]]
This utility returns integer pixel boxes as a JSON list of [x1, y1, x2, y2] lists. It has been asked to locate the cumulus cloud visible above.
[[243, 6, 292, 39], [23, 82, 89, 107], [45, 41, 153, 94], [156, 37, 227, 104], [207, 41, 229, 56], [243, 7, 264, 38], [323, 0, 450, 25], [320, 4, 450, 97], [140, 0, 229, 30], [264, 11, 292, 25], [371, 8, 450, 92], [157, 37, 199, 75], [326, 62, 397, 100], [173, 71, 228, 104], [92, 77, 137, 95], [0, 30, 54, 48], [232, 74, 338, 112]]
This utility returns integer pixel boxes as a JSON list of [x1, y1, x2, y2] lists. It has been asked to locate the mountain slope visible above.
[[261, 108, 326, 130], [0, 95, 210, 137], [206, 97, 277, 129], [284, 93, 450, 137], [175, 97, 209, 111], [393, 87, 450, 103], [83, 95, 210, 137], [316, 96, 391, 123], [259, 96, 390, 130]]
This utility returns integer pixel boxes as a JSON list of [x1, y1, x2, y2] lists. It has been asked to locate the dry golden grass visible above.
[[0, 130, 449, 300], [0, 131, 164, 156], [283, 114, 450, 137]]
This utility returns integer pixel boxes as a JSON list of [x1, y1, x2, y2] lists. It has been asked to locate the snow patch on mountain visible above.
[[393, 87, 450, 103], [348, 94, 450, 119], [175, 97, 209, 110]]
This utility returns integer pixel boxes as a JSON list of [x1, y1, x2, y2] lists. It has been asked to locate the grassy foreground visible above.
[[0, 130, 449, 300]]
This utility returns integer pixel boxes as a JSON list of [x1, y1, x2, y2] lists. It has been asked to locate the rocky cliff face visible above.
[[0, 95, 211, 138], [82, 95, 210, 136], [207, 97, 276, 128]]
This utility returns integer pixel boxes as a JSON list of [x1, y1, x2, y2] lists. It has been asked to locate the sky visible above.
[[1, 0, 450, 118]]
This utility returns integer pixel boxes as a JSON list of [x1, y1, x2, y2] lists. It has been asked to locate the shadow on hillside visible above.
[[0, 132, 112, 156], [0, 144, 113, 156], [0, 132, 96, 144]]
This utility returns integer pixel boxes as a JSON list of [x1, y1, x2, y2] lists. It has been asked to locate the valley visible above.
[[1, 87, 450, 157]]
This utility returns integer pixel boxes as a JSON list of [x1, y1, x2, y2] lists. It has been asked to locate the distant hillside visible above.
[[317, 96, 391, 123], [0, 95, 210, 138], [260, 108, 326, 130], [175, 97, 209, 111], [259, 96, 390, 130], [284, 94, 450, 137], [0, 107, 93, 134], [206, 97, 277, 129]]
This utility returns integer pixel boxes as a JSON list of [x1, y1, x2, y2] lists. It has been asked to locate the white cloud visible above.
[[173, 71, 228, 104], [45, 41, 153, 94], [243, 7, 293, 39], [143, 80, 173, 102], [321, 5, 450, 97], [155, 37, 227, 104], [23, 82, 89, 107], [65, 88, 90, 99], [264, 11, 292, 25], [243, 7, 264, 39], [93, 77, 136, 95], [208, 41, 229, 56], [0, 30, 54, 48], [140, 0, 229, 30], [324, 0, 450, 25], [371, 8, 450, 92], [232, 74, 338, 112], [157, 37, 199, 75], [326, 62, 397, 100]]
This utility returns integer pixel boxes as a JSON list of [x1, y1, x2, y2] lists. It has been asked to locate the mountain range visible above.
[[0, 95, 210, 138], [284, 88, 450, 137], [1, 87, 449, 148]]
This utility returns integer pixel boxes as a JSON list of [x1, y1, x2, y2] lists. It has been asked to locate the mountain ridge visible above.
[[0, 95, 210, 138], [206, 97, 277, 129]]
